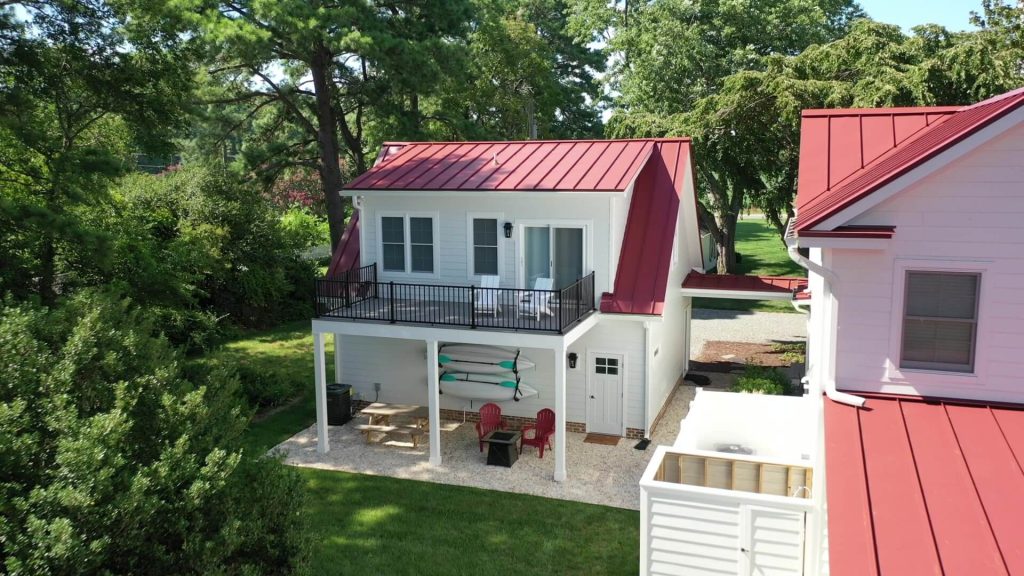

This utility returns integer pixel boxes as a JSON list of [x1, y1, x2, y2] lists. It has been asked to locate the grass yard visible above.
[[221, 325, 641, 575], [694, 218, 805, 313]]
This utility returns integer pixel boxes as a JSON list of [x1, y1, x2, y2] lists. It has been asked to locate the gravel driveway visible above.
[[690, 308, 807, 358]]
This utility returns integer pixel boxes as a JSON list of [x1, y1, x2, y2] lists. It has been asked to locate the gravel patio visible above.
[[274, 381, 704, 511]]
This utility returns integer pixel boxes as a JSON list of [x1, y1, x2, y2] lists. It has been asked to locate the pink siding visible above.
[[831, 121, 1024, 404]]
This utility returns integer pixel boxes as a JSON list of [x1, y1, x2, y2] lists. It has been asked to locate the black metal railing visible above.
[[315, 266, 596, 334]]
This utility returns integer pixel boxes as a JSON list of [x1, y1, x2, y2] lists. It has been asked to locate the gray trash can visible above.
[[326, 383, 352, 426]]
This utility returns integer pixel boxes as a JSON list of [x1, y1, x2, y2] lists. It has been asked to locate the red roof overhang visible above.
[[825, 394, 1024, 576], [798, 226, 895, 239], [680, 271, 809, 300]]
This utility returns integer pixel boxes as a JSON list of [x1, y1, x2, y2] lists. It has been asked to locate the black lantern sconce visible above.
[[567, 352, 578, 369], [503, 221, 514, 239]]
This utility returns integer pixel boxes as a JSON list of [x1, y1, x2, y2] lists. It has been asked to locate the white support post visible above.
[[333, 334, 343, 385], [426, 339, 441, 466], [313, 331, 329, 454], [554, 345, 567, 482]]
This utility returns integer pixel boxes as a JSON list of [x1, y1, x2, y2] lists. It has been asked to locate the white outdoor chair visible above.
[[474, 275, 501, 317], [519, 277, 555, 321]]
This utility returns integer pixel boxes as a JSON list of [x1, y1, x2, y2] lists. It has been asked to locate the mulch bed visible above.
[[693, 340, 802, 373]]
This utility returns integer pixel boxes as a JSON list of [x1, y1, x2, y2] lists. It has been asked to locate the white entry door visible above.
[[587, 353, 624, 435]]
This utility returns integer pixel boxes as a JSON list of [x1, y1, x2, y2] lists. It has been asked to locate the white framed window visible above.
[[900, 271, 980, 373], [467, 212, 503, 280], [377, 212, 439, 277]]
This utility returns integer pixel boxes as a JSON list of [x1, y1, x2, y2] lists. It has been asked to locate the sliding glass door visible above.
[[523, 225, 585, 289]]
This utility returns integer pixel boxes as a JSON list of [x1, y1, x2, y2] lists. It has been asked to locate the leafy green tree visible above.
[[0, 290, 306, 574], [0, 0, 195, 302], [182, 0, 473, 249], [573, 0, 862, 271], [677, 10, 1023, 249], [429, 0, 605, 140]]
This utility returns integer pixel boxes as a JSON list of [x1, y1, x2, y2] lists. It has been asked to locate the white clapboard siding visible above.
[[647, 497, 741, 576], [833, 121, 1024, 403], [743, 506, 806, 576]]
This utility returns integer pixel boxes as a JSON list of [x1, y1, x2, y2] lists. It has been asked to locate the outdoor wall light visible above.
[[503, 221, 514, 238], [567, 352, 578, 369]]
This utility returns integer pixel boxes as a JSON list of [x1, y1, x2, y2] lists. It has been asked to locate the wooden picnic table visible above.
[[357, 403, 429, 446]]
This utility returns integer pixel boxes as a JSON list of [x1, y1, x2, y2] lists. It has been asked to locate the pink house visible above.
[[792, 86, 1024, 574], [639, 87, 1024, 575]]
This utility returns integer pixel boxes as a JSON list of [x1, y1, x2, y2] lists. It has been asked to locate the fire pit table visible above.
[[483, 430, 522, 467]]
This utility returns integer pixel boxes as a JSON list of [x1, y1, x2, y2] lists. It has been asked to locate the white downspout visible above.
[[787, 243, 865, 408], [643, 320, 653, 438]]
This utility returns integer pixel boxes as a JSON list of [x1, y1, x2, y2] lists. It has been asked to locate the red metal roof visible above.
[[825, 395, 1024, 576], [600, 140, 693, 315], [681, 271, 808, 297], [344, 139, 661, 191], [796, 87, 1024, 232], [326, 211, 360, 278]]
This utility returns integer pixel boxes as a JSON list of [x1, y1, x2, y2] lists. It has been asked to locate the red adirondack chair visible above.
[[475, 403, 507, 452], [520, 408, 555, 458]]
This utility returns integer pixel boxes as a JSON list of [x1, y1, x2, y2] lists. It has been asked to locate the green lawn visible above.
[[223, 325, 641, 575], [694, 218, 805, 313]]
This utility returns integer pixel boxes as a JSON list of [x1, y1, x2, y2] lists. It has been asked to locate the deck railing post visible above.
[[388, 281, 396, 324], [470, 285, 477, 329]]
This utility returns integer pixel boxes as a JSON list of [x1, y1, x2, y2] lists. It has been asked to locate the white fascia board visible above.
[[794, 236, 890, 250], [311, 318, 566, 348], [679, 288, 796, 301], [340, 189, 626, 199], [816, 105, 1024, 230]]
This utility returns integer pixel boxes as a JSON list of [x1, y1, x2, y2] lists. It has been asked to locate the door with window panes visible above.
[[588, 353, 624, 435]]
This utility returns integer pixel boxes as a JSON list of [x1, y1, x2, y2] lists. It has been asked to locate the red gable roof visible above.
[[825, 395, 1024, 576], [796, 87, 1024, 232], [344, 139, 659, 192], [600, 140, 693, 315], [325, 211, 360, 278]]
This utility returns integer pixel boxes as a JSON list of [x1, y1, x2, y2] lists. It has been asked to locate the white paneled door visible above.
[[587, 353, 624, 435]]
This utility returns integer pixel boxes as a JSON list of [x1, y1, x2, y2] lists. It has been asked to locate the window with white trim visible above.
[[472, 218, 499, 276], [380, 214, 436, 274], [900, 271, 980, 373]]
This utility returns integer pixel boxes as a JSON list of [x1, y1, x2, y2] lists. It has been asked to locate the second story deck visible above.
[[315, 263, 597, 334]]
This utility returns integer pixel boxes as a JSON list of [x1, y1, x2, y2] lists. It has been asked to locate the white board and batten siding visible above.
[[641, 446, 812, 576], [830, 121, 1024, 404]]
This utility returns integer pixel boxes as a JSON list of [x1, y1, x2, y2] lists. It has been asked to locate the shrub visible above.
[[733, 365, 791, 395], [89, 165, 317, 351], [280, 206, 330, 251], [0, 290, 307, 574]]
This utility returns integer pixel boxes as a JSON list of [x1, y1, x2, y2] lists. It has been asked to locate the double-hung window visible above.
[[471, 218, 499, 276], [380, 214, 436, 274], [900, 271, 980, 373]]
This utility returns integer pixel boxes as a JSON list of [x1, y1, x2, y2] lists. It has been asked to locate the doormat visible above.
[[583, 433, 620, 446]]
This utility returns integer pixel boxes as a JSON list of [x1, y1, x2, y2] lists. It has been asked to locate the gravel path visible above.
[[276, 384, 696, 510], [690, 308, 807, 358]]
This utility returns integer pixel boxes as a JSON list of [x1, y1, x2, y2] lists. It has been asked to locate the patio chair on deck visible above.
[[518, 277, 554, 321], [475, 402, 507, 452], [520, 408, 555, 458], [474, 275, 501, 317]]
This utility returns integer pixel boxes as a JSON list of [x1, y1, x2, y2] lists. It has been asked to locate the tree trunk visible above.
[[309, 47, 350, 250], [39, 230, 57, 306], [714, 211, 739, 274]]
